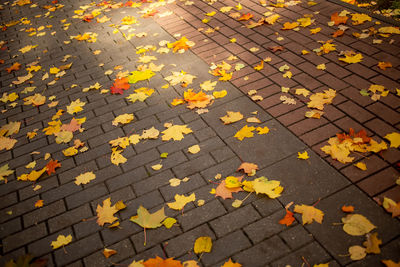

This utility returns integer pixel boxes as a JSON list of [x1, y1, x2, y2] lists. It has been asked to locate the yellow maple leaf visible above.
[[188, 144, 200, 154], [96, 198, 119, 226], [234, 125, 255, 141], [310, 27, 321, 34], [63, 146, 78, 157], [55, 130, 73, 144], [363, 232, 382, 254], [167, 193, 196, 210], [75, 172, 96, 185], [254, 61, 264, 71], [0, 164, 14, 182], [111, 148, 127, 165], [0, 121, 21, 137], [35, 199, 44, 208], [294, 204, 324, 224], [128, 69, 155, 84], [282, 21, 299, 30], [213, 90, 227, 99], [256, 126, 269, 135], [251, 177, 283, 198], [264, 14, 280, 25], [0, 136, 18, 150], [161, 124, 193, 141], [19, 45, 38, 53], [23, 93, 46, 106], [339, 52, 363, 64], [351, 13, 371, 25], [220, 111, 243, 124], [49, 67, 60, 74], [354, 162, 367, 171], [298, 151, 309, 159], [194, 236, 212, 254], [17, 167, 46, 182], [168, 36, 195, 53], [200, 80, 217, 91], [67, 99, 86, 115], [384, 132, 400, 148], [51, 234, 72, 249], [112, 113, 134, 126], [221, 259, 242, 267]]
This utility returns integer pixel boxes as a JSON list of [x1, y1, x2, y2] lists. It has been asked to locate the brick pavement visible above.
[[0, 0, 399, 266]]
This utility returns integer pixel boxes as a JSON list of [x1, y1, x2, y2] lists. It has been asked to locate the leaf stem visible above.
[[143, 227, 147, 246]]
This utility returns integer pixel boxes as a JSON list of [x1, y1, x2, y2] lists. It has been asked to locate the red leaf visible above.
[[46, 159, 61, 175], [110, 77, 130, 95], [238, 13, 254, 21], [61, 118, 81, 132], [279, 209, 295, 226]]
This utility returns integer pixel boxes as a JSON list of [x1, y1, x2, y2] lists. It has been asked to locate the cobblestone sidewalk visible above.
[[0, 0, 399, 266]]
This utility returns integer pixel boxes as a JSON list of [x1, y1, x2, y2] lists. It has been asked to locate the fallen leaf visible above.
[[342, 214, 376, 236], [279, 209, 295, 226], [130, 206, 166, 229], [237, 162, 258, 175], [111, 148, 127, 165], [221, 259, 242, 267], [151, 164, 162, 171], [35, 199, 43, 208], [331, 12, 348, 25], [161, 124, 193, 141], [0, 136, 18, 150], [67, 99, 86, 115], [385, 132, 400, 148], [216, 177, 243, 199], [220, 111, 243, 124], [0, 121, 21, 136], [112, 113, 134, 126], [234, 125, 255, 141], [354, 162, 367, 171], [294, 204, 324, 224], [297, 151, 309, 160], [45, 159, 61, 175], [142, 257, 182, 267], [163, 217, 177, 229], [382, 260, 400, 267], [188, 145, 200, 154], [75, 172, 96, 185], [377, 62, 392, 70], [6, 62, 21, 73], [250, 177, 283, 198], [17, 167, 47, 182], [339, 52, 363, 64], [194, 236, 212, 254], [349, 245, 366, 261], [342, 205, 355, 213], [0, 164, 14, 182], [382, 197, 400, 217], [363, 232, 382, 254], [103, 248, 117, 258], [51, 234, 72, 249], [96, 198, 119, 226], [167, 193, 196, 210]]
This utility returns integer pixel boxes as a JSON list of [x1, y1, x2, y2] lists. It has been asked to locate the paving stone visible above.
[[172, 153, 216, 178], [201, 230, 252, 266], [0, 218, 22, 239], [54, 233, 103, 266], [258, 149, 349, 204], [304, 185, 400, 265], [83, 239, 135, 267], [357, 167, 399, 196], [0, 195, 40, 224], [271, 242, 332, 267], [177, 199, 226, 231], [131, 224, 183, 253], [27, 227, 73, 258], [65, 183, 109, 210], [279, 224, 313, 250], [23, 199, 66, 228], [159, 173, 207, 201], [209, 204, 261, 238], [233, 235, 290, 266], [3, 223, 47, 253], [48, 204, 92, 233], [106, 166, 148, 192], [226, 120, 306, 169]]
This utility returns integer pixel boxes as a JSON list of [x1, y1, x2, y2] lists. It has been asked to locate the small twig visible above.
[[312, 197, 321, 207], [301, 256, 311, 267], [198, 252, 205, 261]]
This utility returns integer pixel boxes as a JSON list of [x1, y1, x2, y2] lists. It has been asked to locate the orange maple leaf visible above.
[[46, 159, 61, 175], [332, 29, 345, 37], [170, 37, 192, 53], [341, 205, 355, 213], [238, 13, 253, 21], [143, 256, 183, 267], [6, 62, 21, 73], [331, 12, 348, 25], [237, 162, 259, 175], [111, 77, 130, 94], [215, 177, 243, 199], [279, 209, 295, 226]]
